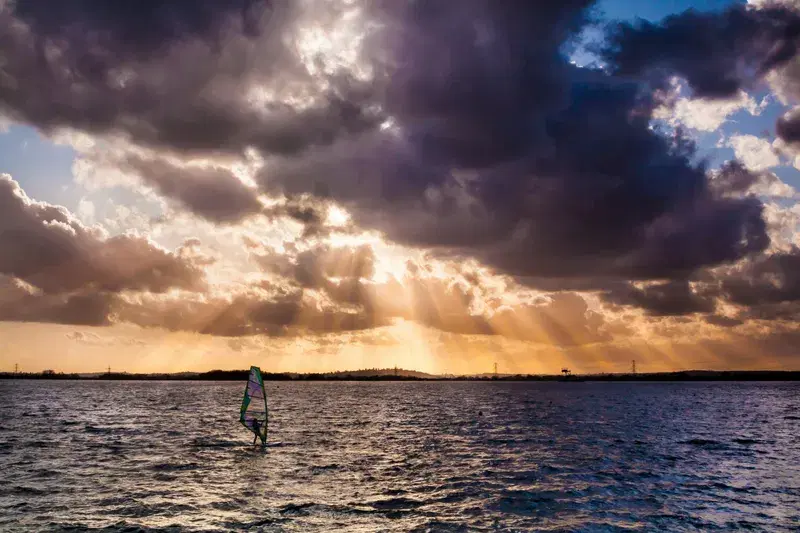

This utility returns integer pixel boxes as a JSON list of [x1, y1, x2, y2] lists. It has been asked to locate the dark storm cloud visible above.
[[261, 1, 768, 282], [602, 245, 800, 319], [603, 4, 800, 98], [119, 154, 263, 223], [0, 0, 381, 157], [777, 107, 800, 146], [710, 160, 764, 196], [604, 280, 716, 316], [721, 247, 800, 306], [12, 0, 266, 53], [369, 0, 596, 168], [0, 174, 205, 294]]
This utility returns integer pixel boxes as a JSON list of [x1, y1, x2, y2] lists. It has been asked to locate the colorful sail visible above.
[[240, 366, 268, 444]]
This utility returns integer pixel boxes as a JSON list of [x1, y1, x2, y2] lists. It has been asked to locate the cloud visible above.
[[248, 238, 405, 330], [0, 276, 113, 326], [259, 2, 770, 283], [65, 330, 102, 342], [253, 240, 376, 300], [777, 107, 800, 149], [114, 289, 386, 337], [761, 201, 800, 252], [116, 154, 264, 223], [721, 247, 800, 306], [747, 1, 800, 8], [710, 160, 796, 200], [0, 0, 382, 157], [603, 3, 800, 98], [774, 108, 800, 170], [729, 135, 782, 171], [604, 280, 716, 316], [748, 174, 797, 199], [237, 235, 618, 344], [10, 0, 266, 49], [768, 55, 800, 106], [100, 238, 390, 338], [751, 0, 800, 99], [486, 292, 615, 345], [0, 174, 206, 294], [653, 86, 767, 132]]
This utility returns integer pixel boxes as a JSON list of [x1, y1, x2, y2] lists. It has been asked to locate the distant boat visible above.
[[240, 366, 268, 445]]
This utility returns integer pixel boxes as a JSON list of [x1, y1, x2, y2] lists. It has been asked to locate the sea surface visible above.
[[0, 380, 798, 532]]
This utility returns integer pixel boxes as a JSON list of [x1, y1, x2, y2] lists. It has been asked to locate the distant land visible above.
[[1, 368, 799, 381]]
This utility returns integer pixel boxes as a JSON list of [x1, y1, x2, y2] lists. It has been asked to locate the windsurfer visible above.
[[240, 366, 268, 446]]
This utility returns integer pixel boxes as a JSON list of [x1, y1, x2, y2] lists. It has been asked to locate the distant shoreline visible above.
[[2, 369, 799, 382]]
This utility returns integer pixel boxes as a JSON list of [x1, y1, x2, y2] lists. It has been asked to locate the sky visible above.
[[1, 0, 800, 374]]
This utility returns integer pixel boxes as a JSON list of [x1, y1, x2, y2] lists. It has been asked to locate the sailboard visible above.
[[240, 366, 268, 445]]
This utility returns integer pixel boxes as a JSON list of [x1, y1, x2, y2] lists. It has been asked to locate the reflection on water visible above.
[[0, 381, 798, 531]]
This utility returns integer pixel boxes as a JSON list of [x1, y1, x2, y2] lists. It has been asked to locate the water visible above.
[[1, 381, 798, 532]]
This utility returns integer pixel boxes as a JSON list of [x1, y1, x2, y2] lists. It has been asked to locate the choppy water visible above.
[[1, 381, 799, 532]]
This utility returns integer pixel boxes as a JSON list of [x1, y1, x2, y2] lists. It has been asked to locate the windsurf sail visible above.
[[240, 366, 268, 444]]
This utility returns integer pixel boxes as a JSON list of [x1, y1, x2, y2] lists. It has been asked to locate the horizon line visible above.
[[3, 367, 800, 380]]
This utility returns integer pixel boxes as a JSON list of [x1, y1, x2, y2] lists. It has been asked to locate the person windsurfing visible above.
[[240, 366, 268, 446], [251, 418, 262, 446]]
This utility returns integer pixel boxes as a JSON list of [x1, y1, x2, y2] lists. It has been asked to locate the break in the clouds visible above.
[[1, 0, 800, 366]]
